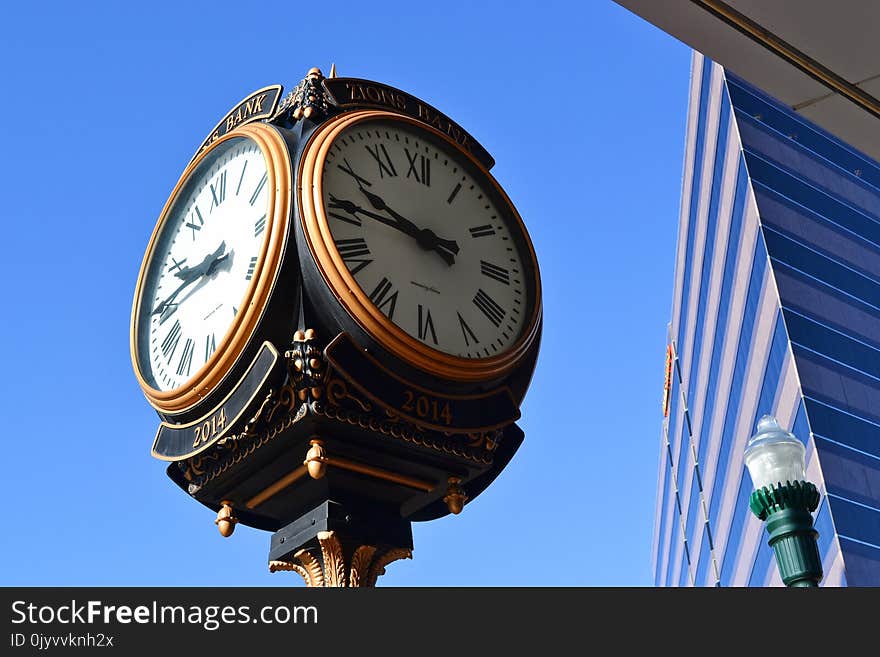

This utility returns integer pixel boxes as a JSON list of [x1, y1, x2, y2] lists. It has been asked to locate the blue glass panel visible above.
[[807, 400, 880, 459], [752, 314, 789, 421], [746, 154, 880, 250], [792, 400, 810, 448], [686, 93, 731, 447], [773, 263, 880, 350], [698, 159, 748, 468], [686, 469, 702, 548], [755, 184, 880, 282], [747, 531, 773, 587], [784, 309, 880, 381], [737, 111, 880, 220], [830, 497, 880, 553], [655, 457, 673, 586], [677, 419, 690, 499], [813, 497, 834, 564], [793, 345, 880, 425], [727, 75, 880, 190], [678, 539, 692, 587], [765, 228, 880, 310], [675, 61, 714, 353], [667, 369, 680, 441], [719, 315, 788, 584], [815, 437, 880, 509], [720, 472, 753, 586], [838, 537, 880, 586], [696, 526, 712, 587], [708, 236, 766, 530]]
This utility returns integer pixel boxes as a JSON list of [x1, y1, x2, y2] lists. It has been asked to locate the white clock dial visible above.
[[320, 119, 533, 359], [135, 136, 270, 391]]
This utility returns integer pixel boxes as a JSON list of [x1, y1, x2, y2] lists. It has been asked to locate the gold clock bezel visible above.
[[130, 122, 292, 413], [298, 109, 542, 382]]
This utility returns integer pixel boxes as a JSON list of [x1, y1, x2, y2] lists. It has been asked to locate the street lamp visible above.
[[743, 415, 823, 587]]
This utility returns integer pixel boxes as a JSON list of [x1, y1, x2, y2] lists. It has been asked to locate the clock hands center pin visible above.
[[358, 186, 460, 257], [329, 194, 457, 265], [153, 241, 229, 322], [334, 162, 459, 265]]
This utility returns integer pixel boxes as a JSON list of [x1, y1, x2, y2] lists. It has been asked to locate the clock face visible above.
[[319, 118, 536, 360], [134, 135, 271, 392]]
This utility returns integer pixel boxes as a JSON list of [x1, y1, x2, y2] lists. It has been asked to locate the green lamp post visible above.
[[744, 415, 823, 587]]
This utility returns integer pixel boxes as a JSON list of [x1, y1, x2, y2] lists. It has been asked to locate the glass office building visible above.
[[653, 52, 880, 586]]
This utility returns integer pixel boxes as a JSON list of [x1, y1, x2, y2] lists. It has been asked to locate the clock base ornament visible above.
[[267, 500, 412, 587], [168, 329, 524, 532]]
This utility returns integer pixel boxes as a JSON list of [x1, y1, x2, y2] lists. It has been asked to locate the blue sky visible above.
[[0, 1, 690, 586]]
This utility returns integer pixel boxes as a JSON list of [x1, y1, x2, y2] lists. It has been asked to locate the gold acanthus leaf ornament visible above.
[[268, 530, 411, 587]]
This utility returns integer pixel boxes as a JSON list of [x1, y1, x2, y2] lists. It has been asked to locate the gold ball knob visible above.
[[215, 501, 237, 537], [293, 330, 306, 342], [443, 477, 467, 515], [305, 439, 327, 479], [307, 67, 323, 78], [304, 328, 316, 340]]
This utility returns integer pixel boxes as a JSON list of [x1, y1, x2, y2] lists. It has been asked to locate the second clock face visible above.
[[320, 118, 534, 360]]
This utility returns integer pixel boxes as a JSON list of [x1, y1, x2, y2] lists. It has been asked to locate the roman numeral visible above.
[[168, 256, 187, 273], [210, 170, 226, 210], [176, 338, 194, 376], [365, 143, 397, 178], [447, 183, 462, 204], [473, 289, 506, 327], [254, 214, 267, 237], [480, 260, 510, 285], [161, 320, 182, 361], [457, 312, 479, 347], [469, 224, 495, 238], [205, 333, 216, 361], [158, 302, 178, 324], [368, 277, 398, 320], [249, 172, 267, 206], [405, 148, 430, 186], [185, 206, 204, 239], [338, 158, 372, 187], [335, 238, 373, 275], [245, 256, 257, 280], [236, 160, 248, 195], [418, 304, 438, 345]]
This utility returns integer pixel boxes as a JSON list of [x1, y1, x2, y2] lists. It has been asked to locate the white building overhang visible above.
[[614, 0, 880, 163]]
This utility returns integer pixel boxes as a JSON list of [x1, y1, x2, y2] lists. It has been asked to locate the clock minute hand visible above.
[[331, 195, 456, 266], [328, 196, 406, 232], [154, 241, 228, 319], [357, 188, 460, 264], [174, 241, 227, 280]]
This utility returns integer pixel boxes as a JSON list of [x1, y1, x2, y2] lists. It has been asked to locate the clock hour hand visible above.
[[357, 188, 460, 262], [174, 241, 227, 280], [335, 160, 459, 264]]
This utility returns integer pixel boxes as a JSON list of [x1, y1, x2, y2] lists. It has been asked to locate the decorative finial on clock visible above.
[[282, 67, 333, 122], [329, 63, 337, 79]]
